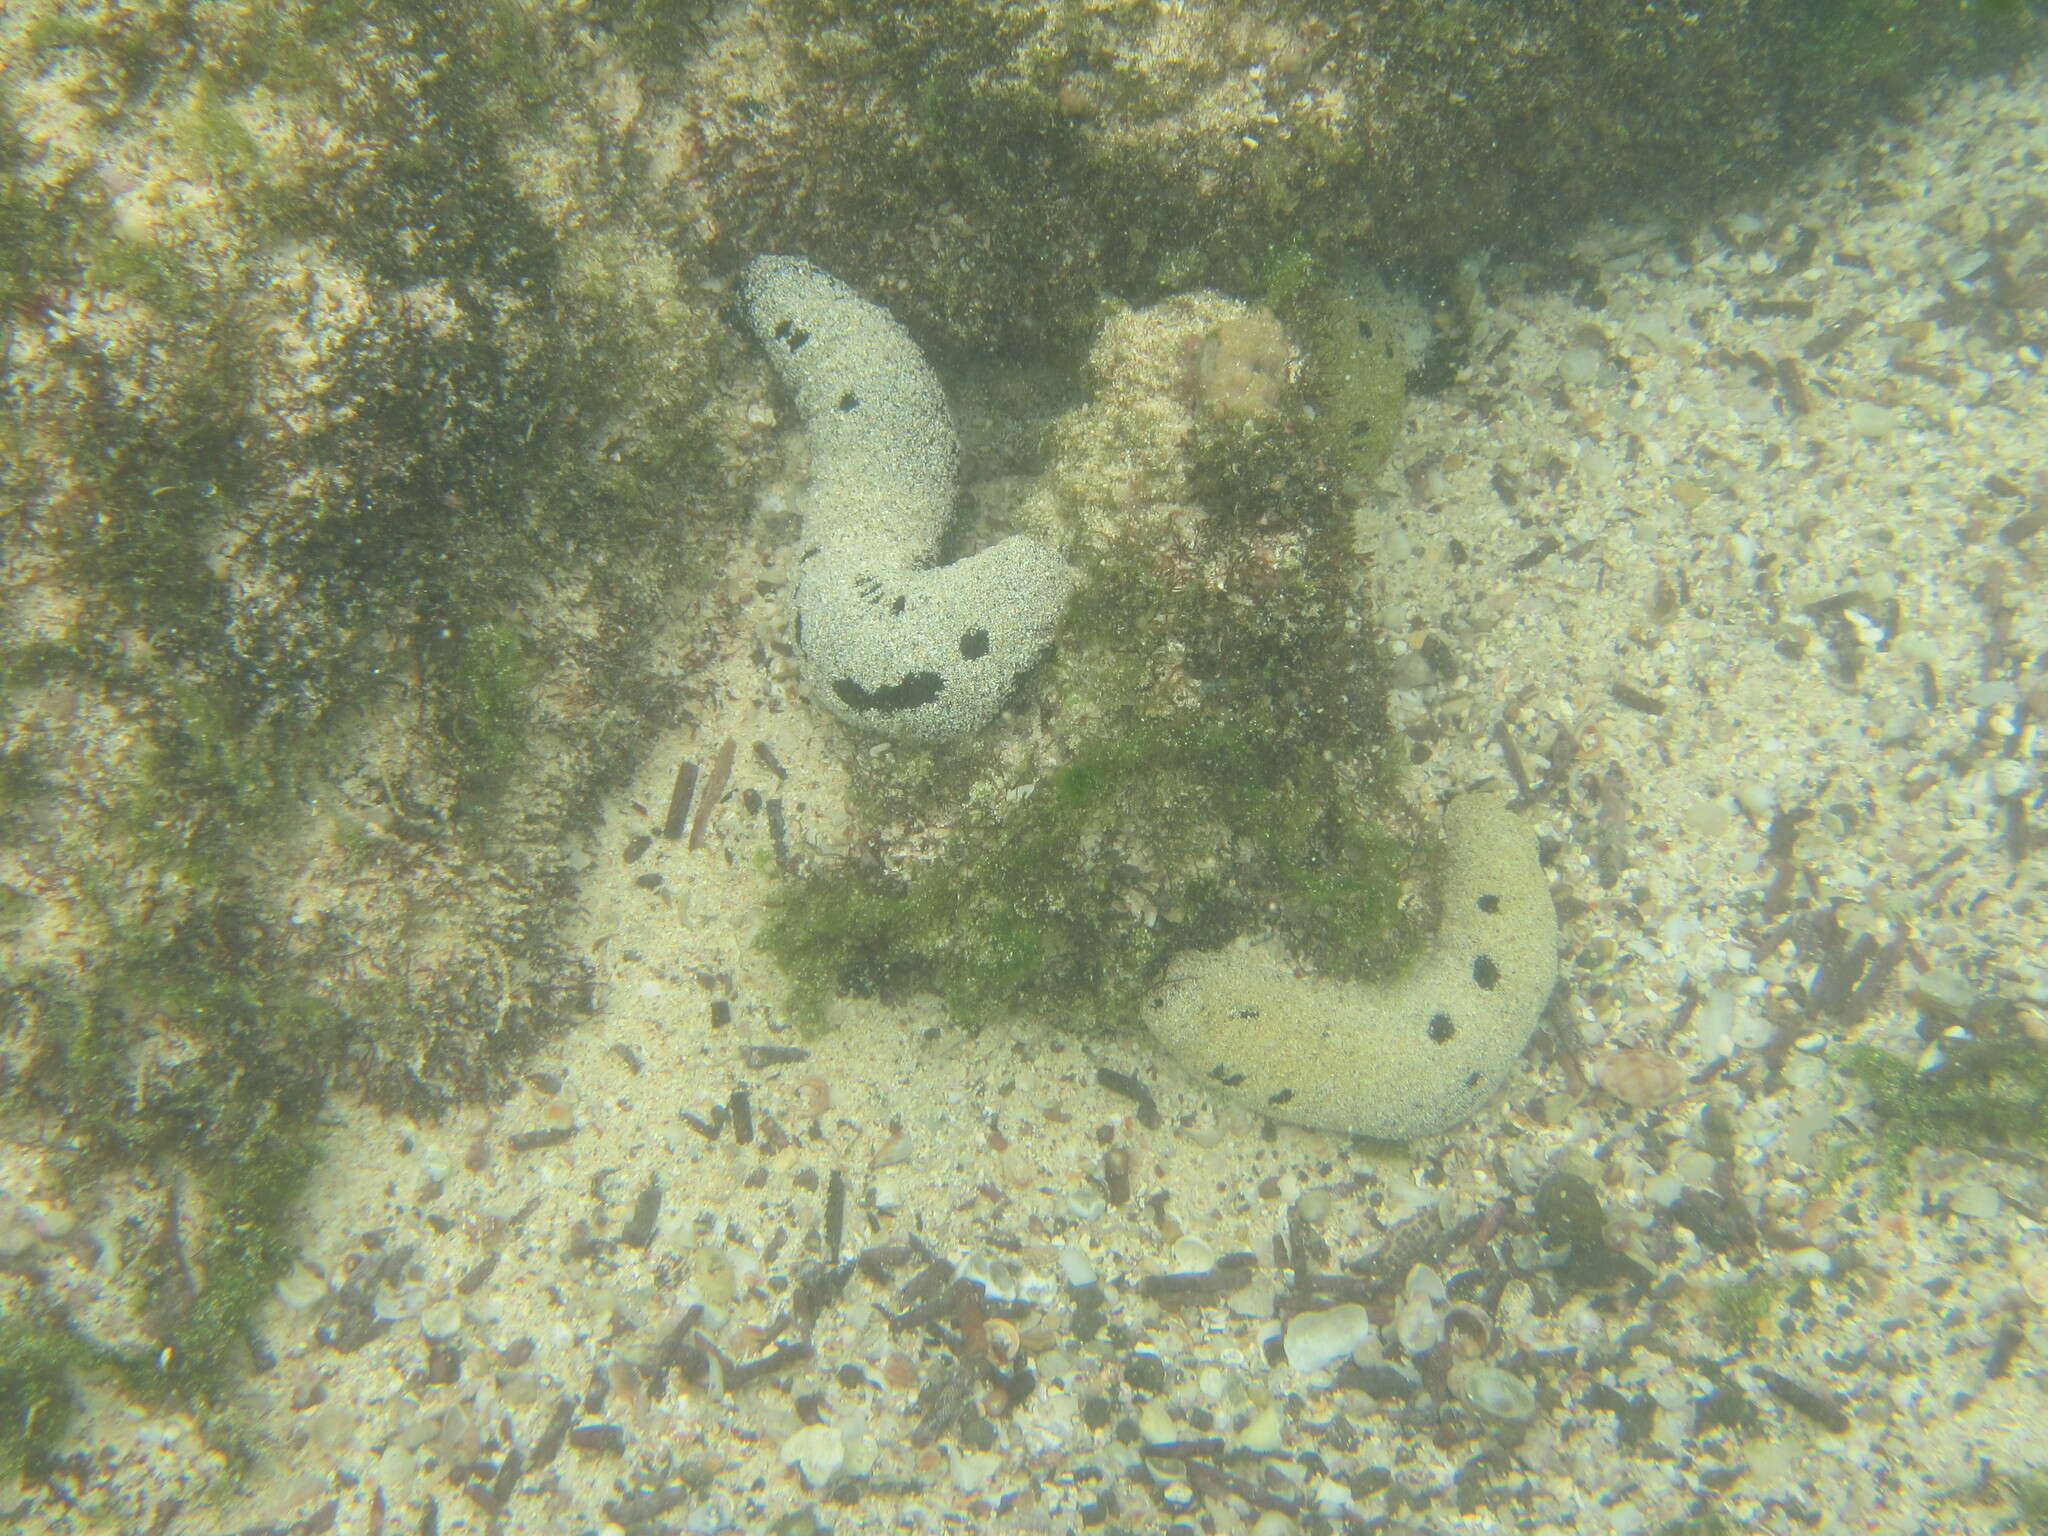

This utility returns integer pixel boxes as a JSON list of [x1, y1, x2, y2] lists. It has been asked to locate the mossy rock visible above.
[[699, 0, 2043, 351], [0, 0, 748, 1458]]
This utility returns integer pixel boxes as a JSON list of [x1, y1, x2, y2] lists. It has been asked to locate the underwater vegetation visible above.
[[701, 0, 2044, 351], [1840, 998, 2048, 1166], [0, 0, 743, 1472]]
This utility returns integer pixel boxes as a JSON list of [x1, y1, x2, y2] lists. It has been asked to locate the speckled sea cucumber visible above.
[[1145, 792, 1558, 1140], [741, 255, 1073, 741]]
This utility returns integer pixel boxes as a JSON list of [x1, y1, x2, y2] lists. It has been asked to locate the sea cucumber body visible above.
[[1145, 793, 1557, 1140], [742, 256, 1072, 740]]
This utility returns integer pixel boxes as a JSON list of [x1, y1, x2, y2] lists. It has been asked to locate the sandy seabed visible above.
[[9, 52, 2047, 1536]]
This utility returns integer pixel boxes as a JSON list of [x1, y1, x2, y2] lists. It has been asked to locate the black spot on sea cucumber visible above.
[[1477, 893, 1501, 913], [959, 627, 989, 660], [785, 326, 811, 352], [1209, 1064, 1247, 1087], [1228, 1006, 1260, 1019], [1473, 954, 1500, 990], [772, 318, 793, 340], [1267, 1088, 1294, 1106], [891, 594, 906, 615], [832, 672, 943, 713], [1427, 1012, 1455, 1043], [1465, 1070, 1482, 1087], [837, 391, 860, 411]]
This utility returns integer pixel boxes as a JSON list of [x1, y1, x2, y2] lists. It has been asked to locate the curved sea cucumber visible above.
[[1144, 792, 1558, 1140], [742, 255, 1072, 741]]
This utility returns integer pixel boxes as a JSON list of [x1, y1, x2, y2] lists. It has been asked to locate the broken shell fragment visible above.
[[1283, 1302, 1375, 1373], [1593, 1047, 1687, 1108], [1451, 1362, 1538, 1422]]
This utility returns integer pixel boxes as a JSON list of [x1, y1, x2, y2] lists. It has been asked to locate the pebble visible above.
[[372, 1287, 424, 1323], [2019, 1261, 2048, 1307], [1495, 1279, 1538, 1345], [780, 1423, 846, 1487], [1394, 1288, 1443, 1354], [1059, 1245, 1098, 1288], [870, 1132, 914, 1168], [0, 1215, 36, 1260], [1066, 1188, 1108, 1221], [1783, 1246, 1834, 1276], [1644, 1172, 1687, 1207], [1782, 1053, 1828, 1092], [1282, 1303, 1375, 1373], [1236, 1404, 1284, 1453], [1947, 1184, 2002, 1220], [1916, 969, 1978, 1013], [1395, 1263, 1448, 1354], [1229, 1276, 1277, 1319], [1558, 346, 1603, 385], [948, 1447, 1001, 1492], [1735, 781, 1777, 820], [419, 1298, 464, 1339], [1684, 797, 1734, 837], [1138, 1400, 1179, 1444], [1989, 760, 2035, 799], [1166, 1235, 1217, 1274]]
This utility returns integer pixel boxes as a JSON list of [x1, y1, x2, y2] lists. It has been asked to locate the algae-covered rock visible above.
[[0, 0, 747, 1435], [678, 0, 2040, 351], [759, 286, 1556, 1139]]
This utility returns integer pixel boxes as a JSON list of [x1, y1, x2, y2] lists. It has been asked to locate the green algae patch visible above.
[[1840, 1001, 2048, 1166], [1709, 1273, 1792, 1343], [448, 620, 534, 804], [0, 0, 749, 1467], [0, 1309, 126, 1482], [764, 292, 1425, 1035], [766, 713, 1411, 1033]]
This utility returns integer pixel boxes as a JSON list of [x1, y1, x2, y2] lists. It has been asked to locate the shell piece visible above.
[[1282, 1302, 1376, 1373], [780, 1422, 846, 1487], [1451, 1363, 1538, 1422], [742, 255, 1074, 740], [419, 1298, 464, 1339], [274, 1262, 330, 1311], [1593, 1047, 1687, 1108], [1145, 792, 1558, 1139]]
